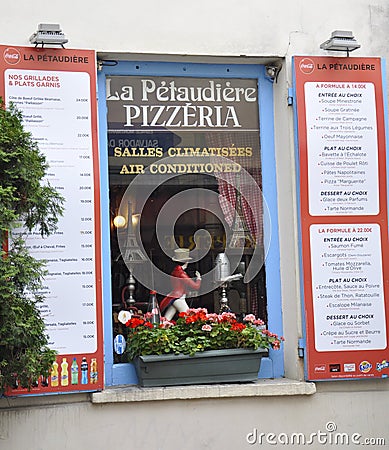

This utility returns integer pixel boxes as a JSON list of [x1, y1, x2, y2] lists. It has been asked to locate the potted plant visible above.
[[0, 100, 64, 393], [121, 307, 283, 387]]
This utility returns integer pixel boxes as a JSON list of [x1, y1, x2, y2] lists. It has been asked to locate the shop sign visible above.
[[293, 56, 389, 380], [0, 45, 103, 394], [106, 75, 261, 183]]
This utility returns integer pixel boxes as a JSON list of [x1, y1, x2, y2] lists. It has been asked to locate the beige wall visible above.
[[2, 1, 388, 59], [1, 1, 389, 449], [1, 383, 388, 449]]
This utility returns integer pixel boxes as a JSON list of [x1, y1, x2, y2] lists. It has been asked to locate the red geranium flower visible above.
[[231, 322, 246, 332], [126, 317, 145, 328], [125, 307, 283, 360]]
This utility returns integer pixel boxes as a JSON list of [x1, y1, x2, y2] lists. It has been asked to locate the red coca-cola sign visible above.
[[3, 47, 21, 65], [299, 57, 314, 74]]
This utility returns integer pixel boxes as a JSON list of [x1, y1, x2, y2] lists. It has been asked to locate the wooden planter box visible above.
[[134, 348, 267, 387]]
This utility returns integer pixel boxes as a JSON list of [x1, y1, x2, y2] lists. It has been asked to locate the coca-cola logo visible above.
[[3, 47, 21, 65], [299, 58, 315, 74]]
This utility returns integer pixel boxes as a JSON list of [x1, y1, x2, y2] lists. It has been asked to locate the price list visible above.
[[294, 56, 389, 379], [5, 69, 97, 354], [304, 82, 379, 216], [310, 223, 386, 352]]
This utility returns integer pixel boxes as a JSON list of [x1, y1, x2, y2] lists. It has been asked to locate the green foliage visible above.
[[0, 99, 64, 240], [0, 99, 64, 393], [124, 308, 283, 360]]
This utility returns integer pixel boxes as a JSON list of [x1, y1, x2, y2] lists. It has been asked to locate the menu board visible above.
[[294, 56, 389, 380], [305, 82, 379, 215], [0, 46, 103, 394], [310, 224, 386, 351]]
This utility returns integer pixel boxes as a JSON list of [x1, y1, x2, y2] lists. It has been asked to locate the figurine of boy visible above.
[[160, 248, 202, 320]]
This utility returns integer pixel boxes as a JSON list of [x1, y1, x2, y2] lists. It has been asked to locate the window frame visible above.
[[97, 60, 283, 386]]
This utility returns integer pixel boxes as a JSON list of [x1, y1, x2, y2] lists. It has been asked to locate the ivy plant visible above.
[[0, 99, 64, 393]]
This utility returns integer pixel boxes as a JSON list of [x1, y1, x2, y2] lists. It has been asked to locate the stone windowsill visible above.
[[91, 378, 316, 404]]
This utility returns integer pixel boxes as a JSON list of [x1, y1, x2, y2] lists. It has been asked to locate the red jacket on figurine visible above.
[[160, 264, 201, 313], [159, 248, 202, 319]]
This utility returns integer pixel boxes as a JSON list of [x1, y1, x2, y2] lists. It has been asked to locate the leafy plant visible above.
[[123, 308, 283, 360], [0, 99, 64, 392]]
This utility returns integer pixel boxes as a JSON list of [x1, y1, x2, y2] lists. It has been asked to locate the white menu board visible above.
[[310, 223, 386, 351], [5, 69, 97, 354], [305, 82, 379, 216]]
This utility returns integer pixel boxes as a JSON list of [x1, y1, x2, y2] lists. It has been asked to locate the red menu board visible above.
[[0, 46, 103, 394], [293, 56, 389, 380]]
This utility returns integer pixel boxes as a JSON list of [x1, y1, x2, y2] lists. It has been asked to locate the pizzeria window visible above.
[[97, 61, 283, 385]]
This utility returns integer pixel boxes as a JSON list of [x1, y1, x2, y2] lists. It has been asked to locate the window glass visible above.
[[106, 75, 268, 363]]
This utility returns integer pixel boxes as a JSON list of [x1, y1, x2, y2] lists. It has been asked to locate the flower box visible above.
[[121, 307, 283, 387], [134, 348, 267, 387]]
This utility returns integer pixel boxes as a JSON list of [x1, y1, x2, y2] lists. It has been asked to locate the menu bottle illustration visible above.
[[60, 358, 69, 386], [90, 358, 98, 384], [71, 358, 79, 385], [81, 357, 88, 384], [41, 376, 49, 388], [50, 361, 59, 387]]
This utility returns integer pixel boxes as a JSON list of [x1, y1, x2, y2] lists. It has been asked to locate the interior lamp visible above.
[[131, 213, 141, 227], [113, 215, 127, 228]]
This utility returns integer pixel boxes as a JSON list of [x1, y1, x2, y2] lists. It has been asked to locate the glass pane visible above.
[[106, 75, 267, 363]]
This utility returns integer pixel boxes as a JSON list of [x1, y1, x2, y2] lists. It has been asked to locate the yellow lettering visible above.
[[119, 164, 145, 175], [119, 164, 130, 174]]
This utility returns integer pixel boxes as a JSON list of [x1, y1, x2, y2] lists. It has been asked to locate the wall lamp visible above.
[[29, 24, 68, 48], [320, 30, 360, 56], [265, 64, 282, 83]]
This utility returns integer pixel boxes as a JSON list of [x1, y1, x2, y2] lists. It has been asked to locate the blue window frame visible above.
[[97, 60, 283, 385]]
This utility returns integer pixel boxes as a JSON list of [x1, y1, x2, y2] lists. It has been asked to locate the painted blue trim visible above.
[[382, 59, 389, 237], [112, 362, 138, 385], [258, 72, 284, 378], [97, 60, 283, 385], [98, 60, 269, 79], [291, 56, 309, 379], [97, 71, 115, 386]]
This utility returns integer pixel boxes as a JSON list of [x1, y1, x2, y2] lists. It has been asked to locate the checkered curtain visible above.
[[207, 132, 263, 316]]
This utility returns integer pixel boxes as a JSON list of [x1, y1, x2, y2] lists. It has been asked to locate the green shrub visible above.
[[0, 99, 64, 392]]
